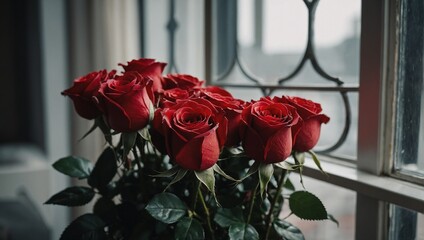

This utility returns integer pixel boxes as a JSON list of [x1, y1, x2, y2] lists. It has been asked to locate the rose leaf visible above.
[[145, 192, 188, 224]]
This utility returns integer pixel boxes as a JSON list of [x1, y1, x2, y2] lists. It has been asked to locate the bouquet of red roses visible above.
[[46, 58, 335, 240]]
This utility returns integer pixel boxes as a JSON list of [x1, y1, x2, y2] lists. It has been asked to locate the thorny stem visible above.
[[198, 184, 215, 240], [247, 183, 259, 224], [264, 169, 287, 240]]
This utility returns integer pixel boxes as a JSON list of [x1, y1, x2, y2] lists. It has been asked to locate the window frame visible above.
[[141, 0, 424, 238], [202, 0, 424, 239]]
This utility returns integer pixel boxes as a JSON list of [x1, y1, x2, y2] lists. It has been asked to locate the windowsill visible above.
[[301, 157, 424, 213], [0, 144, 49, 174]]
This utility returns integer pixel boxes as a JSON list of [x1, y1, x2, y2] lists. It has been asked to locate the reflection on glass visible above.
[[389, 204, 424, 240], [281, 175, 356, 240], [394, 0, 424, 178]]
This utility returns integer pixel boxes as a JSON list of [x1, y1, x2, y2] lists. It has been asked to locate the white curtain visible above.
[[67, 0, 141, 217]]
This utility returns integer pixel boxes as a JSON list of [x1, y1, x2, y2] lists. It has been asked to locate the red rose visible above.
[[240, 97, 301, 164], [277, 96, 330, 152], [200, 86, 245, 147], [162, 74, 204, 91], [119, 58, 166, 92], [152, 98, 227, 171], [158, 88, 193, 108], [62, 70, 116, 119], [97, 71, 153, 132]]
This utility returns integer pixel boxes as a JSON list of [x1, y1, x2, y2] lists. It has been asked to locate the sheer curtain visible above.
[[66, 0, 141, 217]]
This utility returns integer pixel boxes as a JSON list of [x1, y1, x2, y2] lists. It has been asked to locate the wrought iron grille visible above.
[[142, 0, 360, 160]]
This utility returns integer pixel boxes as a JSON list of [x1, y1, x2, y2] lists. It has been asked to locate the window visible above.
[[393, 0, 424, 183], [139, 0, 424, 239]]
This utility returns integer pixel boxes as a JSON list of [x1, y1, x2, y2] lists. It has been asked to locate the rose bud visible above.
[[276, 96, 330, 152], [152, 98, 227, 171], [119, 58, 167, 92], [97, 71, 154, 132], [200, 86, 245, 147], [61, 70, 116, 119], [240, 97, 301, 164]]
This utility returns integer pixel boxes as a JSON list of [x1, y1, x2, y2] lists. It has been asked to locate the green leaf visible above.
[[283, 177, 296, 191], [45, 186, 95, 206], [149, 102, 155, 122], [258, 163, 274, 197], [60, 214, 106, 240], [273, 219, 305, 240], [307, 150, 328, 176], [289, 191, 328, 220], [95, 117, 112, 145], [145, 193, 188, 224], [213, 164, 240, 183], [228, 223, 259, 240], [88, 147, 117, 189], [327, 214, 339, 227], [164, 168, 188, 191], [53, 156, 92, 179], [151, 165, 180, 178], [122, 132, 137, 156], [293, 152, 305, 165], [240, 161, 260, 181], [274, 161, 298, 171], [139, 127, 151, 141], [195, 167, 218, 205], [174, 217, 204, 240], [213, 207, 244, 227]]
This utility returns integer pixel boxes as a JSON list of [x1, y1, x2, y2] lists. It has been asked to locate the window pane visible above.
[[389, 204, 424, 240], [394, 0, 424, 179], [282, 175, 356, 240], [215, 0, 361, 159]]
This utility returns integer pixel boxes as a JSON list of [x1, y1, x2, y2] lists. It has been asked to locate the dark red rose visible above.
[[162, 74, 204, 91], [97, 71, 153, 132], [200, 86, 245, 147], [240, 97, 301, 164], [62, 70, 116, 119], [119, 58, 166, 92], [276, 96, 330, 152], [158, 88, 193, 108], [152, 98, 227, 171]]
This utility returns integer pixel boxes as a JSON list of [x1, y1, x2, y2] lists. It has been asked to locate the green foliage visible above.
[[145, 192, 188, 224], [228, 223, 259, 240], [258, 163, 274, 197], [47, 131, 335, 239], [307, 150, 328, 176], [45, 186, 94, 206], [213, 207, 244, 227], [122, 132, 137, 156], [175, 217, 205, 240], [88, 147, 117, 189], [53, 156, 92, 179], [273, 219, 305, 240], [195, 167, 218, 204], [60, 214, 106, 240], [289, 191, 328, 220]]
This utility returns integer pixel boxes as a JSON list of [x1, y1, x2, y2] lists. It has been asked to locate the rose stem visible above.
[[264, 169, 287, 240], [247, 182, 259, 224], [198, 184, 215, 240], [134, 136, 145, 176], [192, 181, 201, 210]]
